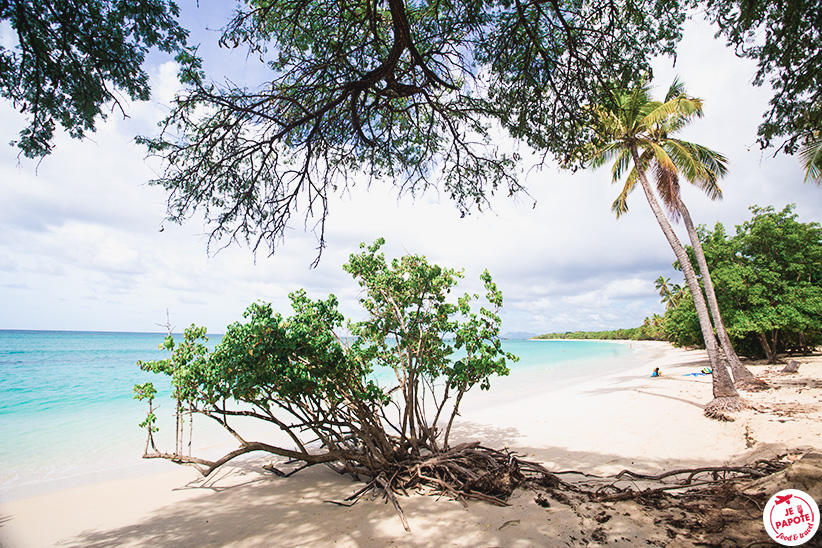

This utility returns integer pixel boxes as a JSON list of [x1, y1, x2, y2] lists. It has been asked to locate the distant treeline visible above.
[[534, 322, 665, 341]]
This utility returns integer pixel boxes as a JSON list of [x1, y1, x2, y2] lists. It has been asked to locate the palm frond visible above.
[[587, 141, 625, 170], [653, 160, 681, 222], [664, 77, 686, 102], [625, 82, 653, 132], [610, 148, 632, 182], [687, 142, 729, 178], [665, 140, 726, 201], [643, 95, 703, 129], [799, 135, 822, 184], [611, 168, 638, 218], [646, 141, 677, 174]]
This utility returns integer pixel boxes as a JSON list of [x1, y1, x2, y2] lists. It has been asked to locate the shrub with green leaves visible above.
[[135, 239, 517, 490]]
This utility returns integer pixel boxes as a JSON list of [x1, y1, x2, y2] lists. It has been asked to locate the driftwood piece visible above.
[[782, 360, 801, 373]]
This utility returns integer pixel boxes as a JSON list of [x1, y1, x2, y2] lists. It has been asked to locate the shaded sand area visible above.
[[3, 342, 822, 547]]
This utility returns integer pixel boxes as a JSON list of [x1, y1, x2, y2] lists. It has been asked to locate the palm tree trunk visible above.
[[629, 147, 741, 415], [675, 197, 763, 389]]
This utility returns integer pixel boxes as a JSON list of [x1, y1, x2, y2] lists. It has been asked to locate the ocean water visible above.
[[0, 330, 636, 500]]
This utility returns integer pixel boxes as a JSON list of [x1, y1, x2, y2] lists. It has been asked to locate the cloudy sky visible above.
[[1, 4, 819, 336]]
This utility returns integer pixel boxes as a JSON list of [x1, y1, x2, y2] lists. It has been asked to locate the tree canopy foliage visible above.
[[139, 0, 688, 258], [662, 205, 822, 362], [2, 0, 818, 173], [0, 0, 190, 158], [137, 0, 820, 258], [134, 240, 520, 515], [703, 0, 822, 155]]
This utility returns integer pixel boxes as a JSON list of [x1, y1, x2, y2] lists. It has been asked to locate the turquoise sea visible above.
[[0, 330, 637, 501]]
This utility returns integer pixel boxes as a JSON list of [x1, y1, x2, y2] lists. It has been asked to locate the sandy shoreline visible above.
[[2, 341, 821, 547]]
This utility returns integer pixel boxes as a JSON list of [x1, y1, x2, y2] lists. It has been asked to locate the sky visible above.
[[0, 5, 820, 336]]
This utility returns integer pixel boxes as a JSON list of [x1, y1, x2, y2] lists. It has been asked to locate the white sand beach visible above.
[[2, 341, 821, 547]]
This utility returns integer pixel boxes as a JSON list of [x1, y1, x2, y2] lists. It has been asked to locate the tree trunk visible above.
[[770, 330, 779, 363], [629, 147, 741, 416], [756, 332, 777, 364], [676, 198, 762, 389], [799, 332, 809, 355]]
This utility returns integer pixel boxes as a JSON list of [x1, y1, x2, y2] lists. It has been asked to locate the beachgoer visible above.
[[651, 367, 661, 377]]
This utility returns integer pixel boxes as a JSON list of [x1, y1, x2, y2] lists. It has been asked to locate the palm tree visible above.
[[654, 276, 672, 303], [654, 275, 681, 310], [582, 78, 743, 417], [799, 133, 822, 184], [631, 82, 762, 389], [674, 197, 763, 389]]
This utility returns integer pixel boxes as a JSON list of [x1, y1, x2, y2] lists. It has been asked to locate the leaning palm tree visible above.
[[581, 78, 744, 417], [674, 197, 763, 389], [634, 82, 762, 389]]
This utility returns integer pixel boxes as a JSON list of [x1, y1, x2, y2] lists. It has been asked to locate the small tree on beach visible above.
[[577, 78, 752, 417], [135, 240, 522, 525]]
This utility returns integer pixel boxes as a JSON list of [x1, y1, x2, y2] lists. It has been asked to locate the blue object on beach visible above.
[[684, 367, 713, 377]]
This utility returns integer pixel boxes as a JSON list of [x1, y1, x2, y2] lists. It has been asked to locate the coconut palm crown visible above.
[[585, 78, 728, 220]]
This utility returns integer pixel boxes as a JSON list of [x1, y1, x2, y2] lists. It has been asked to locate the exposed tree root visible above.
[[537, 454, 822, 547], [323, 442, 530, 519], [704, 396, 748, 420], [311, 441, 805, 544]]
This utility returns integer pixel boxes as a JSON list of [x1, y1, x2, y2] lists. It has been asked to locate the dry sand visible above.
[[2, 342, 821, 547]]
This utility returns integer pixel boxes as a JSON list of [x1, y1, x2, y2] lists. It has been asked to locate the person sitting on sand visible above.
[[651, 367, 661, 377]]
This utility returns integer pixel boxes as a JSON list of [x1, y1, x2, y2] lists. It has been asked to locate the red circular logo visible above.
[[763, 489, 820, 546]]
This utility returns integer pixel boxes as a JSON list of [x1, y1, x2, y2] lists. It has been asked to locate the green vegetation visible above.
[[701, 0, 822, 157], [661, 205, 822, 362], [3, 1, 817, 186], [135, 240, 520, 521], [141, 0, 688, 257], [0, 0, 190, 158], [800, 135, 822, 184], [534, 318, 666, 342]]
